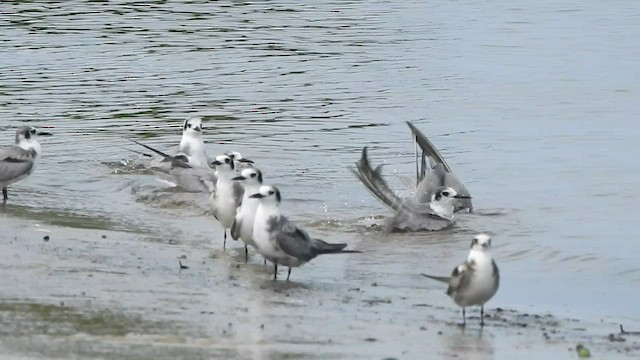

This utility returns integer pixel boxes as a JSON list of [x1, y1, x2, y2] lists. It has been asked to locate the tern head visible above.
[[431, 187, 472, 203], [183, 116, 203, 136], [211, 154, 235, 171], [471, 234, 492, 251], [232, 168, 263, 184], [15, 126, 38, 144], [249, 185, 281, 204], [226, 150, 254, 166]]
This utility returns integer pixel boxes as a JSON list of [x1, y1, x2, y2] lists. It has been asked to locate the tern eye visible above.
[[224, 158, 230, 164], [442, 191, 449, 197], [268, 190, 274, 195], [30, 129, 36, 134], [250, 173, 256, 178]]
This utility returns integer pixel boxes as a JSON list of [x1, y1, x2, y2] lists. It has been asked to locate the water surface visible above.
[[1, 1, 639, 359]]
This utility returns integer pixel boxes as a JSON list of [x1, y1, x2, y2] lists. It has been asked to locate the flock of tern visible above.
[[0, 118, 499, 326]]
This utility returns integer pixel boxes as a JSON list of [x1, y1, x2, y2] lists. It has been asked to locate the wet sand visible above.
[[1, 216, 638, 360]]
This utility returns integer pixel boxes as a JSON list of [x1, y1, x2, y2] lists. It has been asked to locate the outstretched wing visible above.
[[351, 146, 405, 212], [407, 121, 451, 173], [127, 138, 192, 169], [407, 122, 473, 212], [0, 146, 35, 184]]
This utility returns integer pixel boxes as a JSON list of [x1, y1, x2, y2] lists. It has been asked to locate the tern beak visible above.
[[211, 160, 222, 166], [249, 193, 265, 199], [231, 176, 245, 181], [454, 195, 472, 199], [238, 158, 254, 164], [36, 131, 53, 136]]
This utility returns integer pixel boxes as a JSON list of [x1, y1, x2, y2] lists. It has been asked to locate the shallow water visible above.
[[1, 1, 640, 359]]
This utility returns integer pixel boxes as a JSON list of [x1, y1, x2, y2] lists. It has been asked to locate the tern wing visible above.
[[386, 203, 454, 232], [127, 139, 192, 169], [407, 121, 451, 173], [269, 215, 315, 261], [0, 146, 35, 184], [415, 163, 446, 203], [231, 216, 242, 240], [232, 181, 244, 208], [407, 122, 473, 212], [446, 261, 474, 297], [351, 146, 404, 212]]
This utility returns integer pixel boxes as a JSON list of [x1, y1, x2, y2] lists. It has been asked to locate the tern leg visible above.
[[223, 230, 227, 250], [462, 307, 466, 327], [264, 258, 267, 266], [2, 187, 7, 201], [244, 245, 249, 263], [480, 306, 485, 327], [273, 263, 278, 280], [286, 267, 292, 281]]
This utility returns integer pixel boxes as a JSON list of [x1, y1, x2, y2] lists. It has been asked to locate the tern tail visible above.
[[421, 273, 450, 283], [311, 239, 360, 255]]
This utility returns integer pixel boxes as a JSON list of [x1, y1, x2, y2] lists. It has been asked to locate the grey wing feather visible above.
[[407, 121, 452, 172], [415, 163, 446, 203], [0, 146, 35, 183], [270, 216, 315, 261], [492, 259, 500, 286], [352, 146, 453, 232], [446, 261, 473, 297], [386, 204, 453, 232], [232, 182, 244, 208], [351, 147, 405, 212], [407, 122, 473, 212], [127, 138, 192, 169], [231, 217, 241, 240]]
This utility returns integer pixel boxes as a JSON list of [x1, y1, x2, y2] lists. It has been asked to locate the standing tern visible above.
[[250, 185, 360, 281], [0, 126, 50, 202], [351, 147, 471, 231], [209, 154, 243, 249], [179, 116, 209, 168], [231, 167, 264, 262], [421, 234, 500, 326]]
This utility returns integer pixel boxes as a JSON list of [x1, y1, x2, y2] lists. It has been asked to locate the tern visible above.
[[421, 234, 500, 326], [351, 146, 471, 231], [0, 126, 49, 202], [250, 185, 360, 281]]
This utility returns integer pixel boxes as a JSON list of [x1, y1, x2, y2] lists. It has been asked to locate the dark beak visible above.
[[231, 176, 245, 181], [36, 131, 53, 136], [454, 195, 472, 199], [238, 158, 254, 164], [211, 160, 222, 166], [194, 126, 201, 132], [249, 193, 264, 199]]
